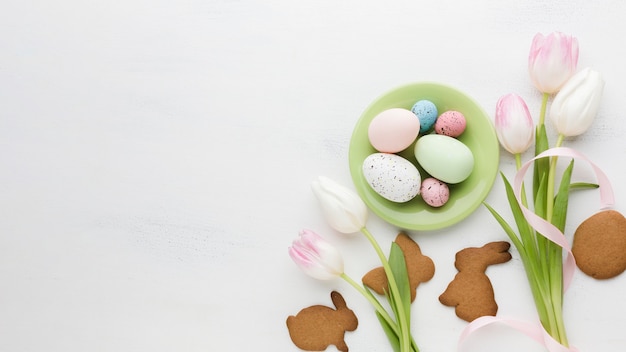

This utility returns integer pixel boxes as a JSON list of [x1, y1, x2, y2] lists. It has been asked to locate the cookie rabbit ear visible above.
[[331, 292, 358, 332], [483, 241, 510, 253], [483, 241, 512, 264], [362, 267, 387, 296], [330, 291, 348, 310]]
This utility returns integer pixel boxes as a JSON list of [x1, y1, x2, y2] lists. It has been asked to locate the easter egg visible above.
[[414, 134, 474, 184], [362, 153, 421, 203], [435, 110, 467, 137], [420, 177, 450, 207], [411, 100, 438, 134], [367, 108, 420, 153]]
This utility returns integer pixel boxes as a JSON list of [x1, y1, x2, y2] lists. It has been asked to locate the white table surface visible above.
[[2, 1, 625, 351]]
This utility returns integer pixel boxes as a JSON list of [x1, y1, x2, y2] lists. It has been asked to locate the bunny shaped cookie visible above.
[[362, 232, 435, 302], [439, 241, 512, 322], [286, 291, 358, 352]]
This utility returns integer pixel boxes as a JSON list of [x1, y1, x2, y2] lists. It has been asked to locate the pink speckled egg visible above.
[[368, 108, 420, 153], [420, 177, 450, 207], [435, 110, 466, 137]]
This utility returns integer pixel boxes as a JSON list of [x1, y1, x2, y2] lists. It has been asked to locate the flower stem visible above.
[[516, 153, 552, 294], [341, 273, 419, 352], [361, 227, 411, 352], [515, 153, 529, 208], [542, 132, 568, 346], [545, 134, 564, 222], [340, 273, 397, 333], [549, 257, 568, 345], [539, 93, 549, 126]]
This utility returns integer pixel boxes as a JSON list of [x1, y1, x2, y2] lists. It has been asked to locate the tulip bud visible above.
[[288, 229, 344, 280], [528, 31, 579, 94], [549, 67, 604, 137], [495, 93, 534, 154], [311, 176, 368, 234]]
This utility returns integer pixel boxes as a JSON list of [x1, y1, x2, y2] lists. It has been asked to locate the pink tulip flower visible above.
[[528, 31, 579, 94], [289, 229, 344, 280], [495, 93, 534, 154]]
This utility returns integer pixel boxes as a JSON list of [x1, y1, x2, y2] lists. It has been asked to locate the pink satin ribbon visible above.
[[459, 316, 580, 352], [513, 147, 614, 291], [459, 147, 614, 352]]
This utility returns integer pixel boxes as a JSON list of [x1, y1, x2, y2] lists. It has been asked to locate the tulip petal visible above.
[[311, 176, 368, 234], [288, 230, 344, 280], [529, 31, 579, 94], [495, 93, 534, 154], [549, 68, 604, 137]]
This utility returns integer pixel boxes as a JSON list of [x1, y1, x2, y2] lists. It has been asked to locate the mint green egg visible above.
[[414, 134, 474, 184]]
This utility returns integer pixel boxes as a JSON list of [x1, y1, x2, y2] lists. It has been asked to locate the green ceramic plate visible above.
[[348, 82, 499, 231]]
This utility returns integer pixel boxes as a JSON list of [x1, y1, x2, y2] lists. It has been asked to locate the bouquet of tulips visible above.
[[287, 31, 612, 352], [482, 31, 609, 351], [289, 176, 419, 352]]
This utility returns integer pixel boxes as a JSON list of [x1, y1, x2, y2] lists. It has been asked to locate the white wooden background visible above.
[[1, 0, 625, 351]]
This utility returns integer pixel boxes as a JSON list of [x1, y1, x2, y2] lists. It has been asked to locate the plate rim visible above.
[[348, 81, 500, 231]]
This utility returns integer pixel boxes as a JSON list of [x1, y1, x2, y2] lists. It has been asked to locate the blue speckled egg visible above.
[[411, 100, 438, 134]]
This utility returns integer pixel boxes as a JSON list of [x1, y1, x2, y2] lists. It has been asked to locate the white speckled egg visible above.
[[414, 134, 474, 184], [362, 153, 421, 203]]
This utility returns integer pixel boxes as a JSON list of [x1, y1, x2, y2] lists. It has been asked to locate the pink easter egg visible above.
[[368, 108, 420, 153], [435, 110, 466, 138], [420, 177, 450, 207]]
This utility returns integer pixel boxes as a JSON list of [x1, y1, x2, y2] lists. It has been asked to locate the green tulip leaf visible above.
[[552, 160, 574, 232], [389, 242, 412, 325], [533, 124, 550, 199], [500, 173, 535, 247], [483, 201, 524, 255], [375, 310, 401, 352], [534, 173, 548, 220], [568, 182, 599, 191]]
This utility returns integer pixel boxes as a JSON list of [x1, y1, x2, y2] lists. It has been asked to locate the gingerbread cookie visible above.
[[286, 291, 358, 352], [439, 241, 512, 322], [362, 232, 435, 302], [572, 210, 626, 279]]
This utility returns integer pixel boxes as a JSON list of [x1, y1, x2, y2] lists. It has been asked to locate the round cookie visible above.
[[572, 210, 626, 279]]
